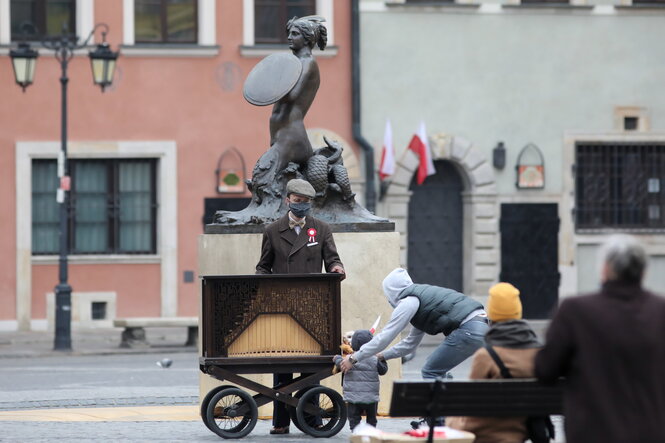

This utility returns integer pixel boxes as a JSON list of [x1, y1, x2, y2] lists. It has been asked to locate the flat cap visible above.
[[286, 179, 315, 198]]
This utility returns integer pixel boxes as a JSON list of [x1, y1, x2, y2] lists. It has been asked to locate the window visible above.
[[32, 159, 158, 255], [135, 0, 197, 43], [404, 0, 454, 3], [254, 0, 316, 45], [519, 0, 570, 4], [91, 301, 107, 320], [631, 0, 665, 4], [624, 117, 639, 131], [575, 143, 665, 230], [10, 0, 76, 41]]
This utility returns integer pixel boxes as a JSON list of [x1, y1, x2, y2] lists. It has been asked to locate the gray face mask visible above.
[[289, 201, 311, 218]]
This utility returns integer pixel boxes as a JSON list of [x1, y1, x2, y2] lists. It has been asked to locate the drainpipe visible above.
[[351, 0, 377, 213]]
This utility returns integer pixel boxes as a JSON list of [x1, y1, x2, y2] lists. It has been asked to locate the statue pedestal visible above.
[[198, 229, 401, 416]]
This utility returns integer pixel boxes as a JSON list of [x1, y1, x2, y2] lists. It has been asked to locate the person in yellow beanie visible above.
[[487, 282, 522, 322], [448, 282, 542, 443]]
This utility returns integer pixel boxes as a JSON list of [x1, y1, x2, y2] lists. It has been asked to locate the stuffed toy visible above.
[[332, 340, 355, 374], [332, 317, 381, 374]]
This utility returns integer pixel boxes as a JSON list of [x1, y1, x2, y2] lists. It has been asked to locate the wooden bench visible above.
[[390, 379, 564, 418], [113, 317, 199, 348]]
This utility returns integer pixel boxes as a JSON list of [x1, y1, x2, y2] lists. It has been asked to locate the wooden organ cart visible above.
[[199, 273, 346, 439]]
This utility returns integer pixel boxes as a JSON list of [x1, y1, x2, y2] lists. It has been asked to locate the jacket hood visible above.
[[382, 268, 414, 307], [484, 319, 542, 348], [351, 329, 373, 351]]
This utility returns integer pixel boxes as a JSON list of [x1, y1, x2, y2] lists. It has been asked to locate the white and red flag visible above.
[[378, 119, 395, 181], [407, 121, 436, 185], [369, 315, 381, 335]]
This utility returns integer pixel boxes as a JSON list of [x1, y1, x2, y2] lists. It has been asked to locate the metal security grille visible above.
[[500, 204, 560, 319], [575, 142, 665, 230]]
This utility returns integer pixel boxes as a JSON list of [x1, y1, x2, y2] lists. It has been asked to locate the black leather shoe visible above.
[[410, 417, 445, 429], [270, 427, 290, 435]]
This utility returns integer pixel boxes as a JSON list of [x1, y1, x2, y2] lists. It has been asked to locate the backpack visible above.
[[485, 345, 555, 443]]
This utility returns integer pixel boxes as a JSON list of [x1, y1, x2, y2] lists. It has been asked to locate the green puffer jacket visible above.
[[398, 284, 483, 335]]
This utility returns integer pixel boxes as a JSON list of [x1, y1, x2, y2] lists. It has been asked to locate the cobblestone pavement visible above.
[[0, 323, 565, 442], [0, 416, 422, 442]]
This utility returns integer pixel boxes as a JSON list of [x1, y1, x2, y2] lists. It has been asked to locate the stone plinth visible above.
[[198, 230, 401, 416]]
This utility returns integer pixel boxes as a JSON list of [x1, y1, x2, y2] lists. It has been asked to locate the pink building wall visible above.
[[0, 1, 356, 325]]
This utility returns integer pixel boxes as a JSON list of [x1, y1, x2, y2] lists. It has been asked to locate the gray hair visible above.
[[598, 234, 647, 284]]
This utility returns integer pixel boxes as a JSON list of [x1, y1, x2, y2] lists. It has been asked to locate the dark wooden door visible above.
[[408, 160, 464, 291], [500, 203, 560, 319]]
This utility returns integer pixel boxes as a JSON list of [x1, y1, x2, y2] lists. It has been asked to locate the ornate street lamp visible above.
[[88, 29, 118, 92], [9, 41, 39, 91], [10, 23, 119, 351]]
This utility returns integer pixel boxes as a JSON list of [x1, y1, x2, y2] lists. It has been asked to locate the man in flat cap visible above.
[[256, 178, 345, 434]]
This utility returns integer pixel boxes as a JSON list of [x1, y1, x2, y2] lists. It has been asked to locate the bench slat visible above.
[[390, 380, 563, 417], [114, 317, 198, 328]]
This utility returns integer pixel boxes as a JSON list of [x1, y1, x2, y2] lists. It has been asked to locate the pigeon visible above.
[[156, 358, 173, 368]]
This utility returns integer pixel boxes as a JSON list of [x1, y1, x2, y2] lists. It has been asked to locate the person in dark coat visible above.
[[535, 234, 665, 443], [255, 178, 345, 435], [334, 330, 388, 430], [255, 183, 344, 276], [448, 282, 541, 443]]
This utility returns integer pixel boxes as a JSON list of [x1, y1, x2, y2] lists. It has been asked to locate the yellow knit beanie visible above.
[[487, 282, 522, 322]]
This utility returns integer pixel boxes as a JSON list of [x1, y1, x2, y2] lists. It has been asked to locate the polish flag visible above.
[[369, 316, 381, 334], [407, 121, 436, 185], [379, 119, 395, 181]]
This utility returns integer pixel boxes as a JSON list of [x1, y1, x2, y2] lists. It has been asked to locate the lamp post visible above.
[[10, 24, 119, 351]]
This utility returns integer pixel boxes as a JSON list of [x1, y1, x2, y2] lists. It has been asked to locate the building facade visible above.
[[0, 0, 362, 331], [363, 0, 665, 315]]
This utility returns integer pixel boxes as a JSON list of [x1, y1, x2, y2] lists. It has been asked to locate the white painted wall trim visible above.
[[360, 2, 389, 12], [317, 0, 334, 46], [46, 291, 117, 330], [119, 45, 219, 57], [0, 0, 9, 44], [77, 0, 94, 43], [0, 320, 19, 332], [123, 0, 135, 45], [242, 0, 254, 46], [15, 145, 32, 331], [33, 255, 162, 265], [16, 141, 179, 330], [242, 0, 335, 47], [198, 0, 216, 45]]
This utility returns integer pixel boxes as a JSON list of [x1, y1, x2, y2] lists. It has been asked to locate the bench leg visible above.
[[185, 326, 198, 347], [119, 326, 150, 348]]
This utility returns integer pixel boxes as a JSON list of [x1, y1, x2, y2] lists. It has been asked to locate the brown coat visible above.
[[535, 281, 665, 443], [255, 213, 343, 274], [447, 346, 540, 443]]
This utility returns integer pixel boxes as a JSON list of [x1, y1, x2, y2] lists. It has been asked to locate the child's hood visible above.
[[351, 329, 373, 351]]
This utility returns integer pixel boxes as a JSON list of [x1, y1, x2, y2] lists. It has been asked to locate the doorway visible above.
[[499, 203, 560, 318], [407, 160, 464, 291]]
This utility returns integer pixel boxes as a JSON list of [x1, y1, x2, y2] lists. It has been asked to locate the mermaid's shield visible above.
[[243, 53, 303, 106]]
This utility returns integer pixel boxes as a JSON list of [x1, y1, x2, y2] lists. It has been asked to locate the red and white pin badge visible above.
[[307, 228, 317, 243]]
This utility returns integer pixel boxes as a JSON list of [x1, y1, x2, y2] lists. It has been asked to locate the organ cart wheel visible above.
[[204, 387, 258, 439], [200, 385, 235, 432], [288, 386, 315, 433], [295, 386, 347, 438]]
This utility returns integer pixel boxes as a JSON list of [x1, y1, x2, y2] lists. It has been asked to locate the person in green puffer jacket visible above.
[[339, 268, 489, 380]]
